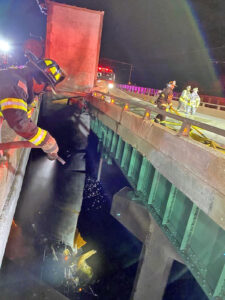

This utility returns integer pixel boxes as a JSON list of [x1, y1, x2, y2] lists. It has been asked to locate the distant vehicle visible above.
[[96, 66, 115, 91]]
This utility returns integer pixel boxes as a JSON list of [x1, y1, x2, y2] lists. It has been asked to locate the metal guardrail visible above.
[[200, 102, 225, 110], [93, 91, 225, 140]]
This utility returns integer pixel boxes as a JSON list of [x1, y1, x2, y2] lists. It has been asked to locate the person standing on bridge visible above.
[[154, 81, 176, 125], [0, 51, 65, 158], [177, 85, 191, 112], [186, 87, 200, 115]]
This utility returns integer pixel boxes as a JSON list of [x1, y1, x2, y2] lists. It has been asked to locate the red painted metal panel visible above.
[[24, 39, 44, 59], [45, 1, 104, 92]]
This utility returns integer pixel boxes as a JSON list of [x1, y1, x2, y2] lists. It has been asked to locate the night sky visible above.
[[0, 0, 225, 95]]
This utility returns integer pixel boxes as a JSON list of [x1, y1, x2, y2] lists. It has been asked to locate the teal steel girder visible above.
[[91, 118, 225, 300]]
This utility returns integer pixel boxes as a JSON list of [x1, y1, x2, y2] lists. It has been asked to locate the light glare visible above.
[[108, 83, 114, 89], [0, 40, 10, 52]]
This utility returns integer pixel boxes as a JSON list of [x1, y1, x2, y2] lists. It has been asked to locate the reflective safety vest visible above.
[[179, 89, 191, 104]]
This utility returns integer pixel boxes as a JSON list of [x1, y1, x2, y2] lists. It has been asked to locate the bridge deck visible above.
[[110, 88, 225, 147]]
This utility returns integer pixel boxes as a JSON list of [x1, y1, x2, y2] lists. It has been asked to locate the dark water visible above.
[[1, 100, 208, 300], [1, 101, 142, 300]]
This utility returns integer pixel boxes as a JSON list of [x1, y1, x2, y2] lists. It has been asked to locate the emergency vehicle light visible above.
[[98, 66, 113, 73]]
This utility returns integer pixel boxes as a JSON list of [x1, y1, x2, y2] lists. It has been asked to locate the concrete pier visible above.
[[111, 187, 184, 300]]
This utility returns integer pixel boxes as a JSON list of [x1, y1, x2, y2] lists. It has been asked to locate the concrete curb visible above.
[[0, 147, 31, 266]]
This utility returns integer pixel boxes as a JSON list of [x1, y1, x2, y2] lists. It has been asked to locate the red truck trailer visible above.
[[45, 1, 104, 94]]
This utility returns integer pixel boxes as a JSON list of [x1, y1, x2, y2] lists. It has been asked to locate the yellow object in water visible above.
[[74, 229, 87, 249], [77, 250, 97, 278]]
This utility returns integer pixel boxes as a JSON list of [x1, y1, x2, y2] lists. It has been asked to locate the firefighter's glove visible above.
[[41, 135, 59, 156]]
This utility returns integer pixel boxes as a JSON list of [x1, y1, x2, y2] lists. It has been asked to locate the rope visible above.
[[169, 107, 225, 154]]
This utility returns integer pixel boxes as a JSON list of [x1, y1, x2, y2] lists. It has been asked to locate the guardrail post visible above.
[[123, 103, 129, 111], [144, 110, 151, 120], [178, 122, 191, 137]]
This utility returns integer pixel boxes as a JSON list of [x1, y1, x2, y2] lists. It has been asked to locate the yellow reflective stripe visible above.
[[55, 73, 60, 80], [0, 98, 27, 112], [45, 60, 52, 66], [27, 109, 33, 119], [29, 127, 47, 146], [50, 66, 57, 74], [1, 105, 27, 111], [0, 98, 26, 105], [0, 111, 3, 117]]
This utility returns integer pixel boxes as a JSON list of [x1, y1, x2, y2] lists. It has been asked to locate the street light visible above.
[[0, 40, 11, 68], [0, 40, 10, 52]]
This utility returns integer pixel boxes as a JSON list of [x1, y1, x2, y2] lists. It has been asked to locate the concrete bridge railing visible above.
[[0, 108, 39, 266]]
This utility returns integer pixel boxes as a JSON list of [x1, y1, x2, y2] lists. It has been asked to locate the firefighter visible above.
[[154, 81, 176, 125], [187, 87, 200, 115], [177, 85, 191, 112], [0, 51, 65, 158]]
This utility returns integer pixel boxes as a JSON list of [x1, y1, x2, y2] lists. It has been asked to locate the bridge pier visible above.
[[132, 227, 173, 300], [111, 187, 184, 300]]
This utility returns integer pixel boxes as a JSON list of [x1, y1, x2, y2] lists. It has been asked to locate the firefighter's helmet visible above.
[[167, 80, 177, 88], [25, 50, 65, 87]]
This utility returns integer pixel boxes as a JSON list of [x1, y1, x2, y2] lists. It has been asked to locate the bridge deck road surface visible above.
[[110, 88, 225, 146]]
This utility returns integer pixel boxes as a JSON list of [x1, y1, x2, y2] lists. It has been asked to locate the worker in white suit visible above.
[[186, 87, 200, 115]]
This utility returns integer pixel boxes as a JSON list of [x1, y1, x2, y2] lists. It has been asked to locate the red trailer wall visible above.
[[45, 1, 104, 93]]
